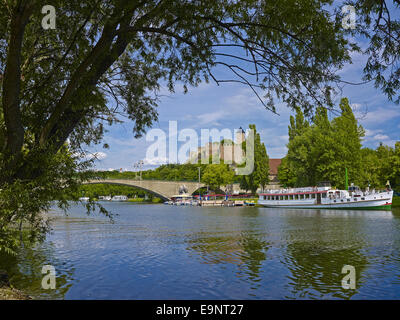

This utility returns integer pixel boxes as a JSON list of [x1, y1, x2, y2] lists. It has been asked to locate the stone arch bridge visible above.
[[84, 179, 206, 201], [84, 179, 280, 201]]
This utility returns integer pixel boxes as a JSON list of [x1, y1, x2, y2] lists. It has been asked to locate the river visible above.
[[2, 203, 400, 299]]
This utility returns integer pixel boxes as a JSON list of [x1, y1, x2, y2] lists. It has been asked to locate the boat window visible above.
[[263, 196, 266, 200], [361, 197, 365, 200], [322, 193, 327, 198], [347, 199, 350, 202]]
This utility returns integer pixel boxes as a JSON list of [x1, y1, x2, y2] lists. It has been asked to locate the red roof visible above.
[[269, 158, 282, 175]]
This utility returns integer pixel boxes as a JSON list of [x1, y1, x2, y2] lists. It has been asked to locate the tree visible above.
[[239, 124, 269, 193], [358, 148, 381, 189], [388, 142, 400, 189], [277, 156, 296, 187], [283, 98, 365, 188], [0, 1, 352, 253], [379, 142, 400, 190], [202, 164, 234, 192], [285, 108, 314, 186]]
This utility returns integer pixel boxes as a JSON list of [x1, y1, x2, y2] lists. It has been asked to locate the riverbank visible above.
[[393, 196, 400, 208], [0, 271, 30, 300]]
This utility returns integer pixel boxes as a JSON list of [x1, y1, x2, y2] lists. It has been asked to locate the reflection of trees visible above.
[[185, 231, 269, 286], [0, 241, 74, 299], [282, 210, 369, 299]]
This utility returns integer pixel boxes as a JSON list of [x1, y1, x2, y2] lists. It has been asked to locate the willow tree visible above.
[[0, 0, 352, 252]]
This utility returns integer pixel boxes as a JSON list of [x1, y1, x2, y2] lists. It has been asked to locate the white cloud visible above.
[[143, 156, 169, 165], [372, 134, 390, 141], [356, 107, 400, 125], [89, 152, 107, 160], [74, 151, 107, 161]]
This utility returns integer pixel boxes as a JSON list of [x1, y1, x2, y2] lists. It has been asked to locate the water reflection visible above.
[[186, 231, 270, 288], [0, 242, 74, 299], [281, 209, 391, 299], [1, 204, 400, 299]]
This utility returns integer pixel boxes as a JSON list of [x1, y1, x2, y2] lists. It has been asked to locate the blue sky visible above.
[[87, 31, 400, 172]]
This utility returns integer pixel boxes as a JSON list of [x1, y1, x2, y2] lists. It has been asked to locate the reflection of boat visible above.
[[111, 195, 128, 201], [258, 183, 393, 210]]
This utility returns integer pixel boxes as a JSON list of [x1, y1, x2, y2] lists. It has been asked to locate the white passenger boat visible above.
[[111, 195, 128, 201], [258, 183, 393, 210]]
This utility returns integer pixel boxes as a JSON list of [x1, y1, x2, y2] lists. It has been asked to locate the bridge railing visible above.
[[91, 177, 203, 183]]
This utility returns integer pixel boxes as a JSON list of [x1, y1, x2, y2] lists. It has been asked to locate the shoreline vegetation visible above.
[[393, 196, 400, 208], [0, 271, 31, 300]]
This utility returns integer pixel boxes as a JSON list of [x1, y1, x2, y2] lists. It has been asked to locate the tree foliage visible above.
[[279, 97, 400, 190], [239, 124, 269, 193], [202, 163, 235, 192], [349, 1, 400, 103], [278, 98, 367, 188]]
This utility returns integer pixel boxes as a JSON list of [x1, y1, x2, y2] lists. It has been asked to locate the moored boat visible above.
[[111, 195, 128, 201], [258, 183, 393, 210]]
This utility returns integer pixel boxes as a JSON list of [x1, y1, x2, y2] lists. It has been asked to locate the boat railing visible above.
[[262, 187, 317, 194]]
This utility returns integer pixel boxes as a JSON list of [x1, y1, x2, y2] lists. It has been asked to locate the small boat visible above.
[[79, 197, 89, 202], [258, 182, 393, 210], [170, 194, 194, 205], [244, 200, 255, 206], [234, 200, 244, 206]]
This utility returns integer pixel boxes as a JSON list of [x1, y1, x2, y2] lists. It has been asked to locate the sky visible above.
[[86, 20, 400, 172]]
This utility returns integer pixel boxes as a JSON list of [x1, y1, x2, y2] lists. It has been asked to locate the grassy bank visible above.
[[127, 198, 163, 203], [0, 271, 30, 300], [0, 287, 31, 300]]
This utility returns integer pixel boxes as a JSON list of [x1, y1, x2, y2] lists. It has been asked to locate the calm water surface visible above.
[[2, 203, 400, 299]]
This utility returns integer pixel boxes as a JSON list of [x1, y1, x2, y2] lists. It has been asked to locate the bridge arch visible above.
[[84, 181, 170, 201], [83, 179, 205, 201]]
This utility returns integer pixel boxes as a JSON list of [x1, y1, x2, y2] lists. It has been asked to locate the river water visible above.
[[2, 203, 400, 299]]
